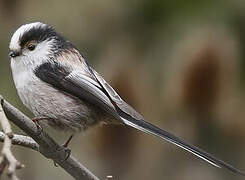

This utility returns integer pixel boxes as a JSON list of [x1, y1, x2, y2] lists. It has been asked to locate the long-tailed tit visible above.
[[8, 22, 244, 176]]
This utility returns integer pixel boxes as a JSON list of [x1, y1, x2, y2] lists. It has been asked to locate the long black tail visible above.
[[121, 116, 245, 176]]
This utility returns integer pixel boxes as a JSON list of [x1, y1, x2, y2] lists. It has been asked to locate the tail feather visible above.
[[121, 116, 245, 176]]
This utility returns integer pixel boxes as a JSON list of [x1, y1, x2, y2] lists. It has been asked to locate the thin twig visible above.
[[0, 96, 24, 180], [0, 131, 39, 151], [0, 95, 100, 180]]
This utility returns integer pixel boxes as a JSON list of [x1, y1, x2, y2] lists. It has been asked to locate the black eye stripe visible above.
[[19, 25, 56, 47], [18, 23, 79, 56]]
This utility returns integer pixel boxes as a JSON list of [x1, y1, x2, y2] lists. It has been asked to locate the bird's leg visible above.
[[54, 134, 74, 167], [32, 117, 46, 131], [62, 134, 74, 148], [32, 116, 51, 131], [62, 134, 73, 159]]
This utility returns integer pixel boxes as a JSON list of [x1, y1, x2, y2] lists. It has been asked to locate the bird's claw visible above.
[[53, 147, 71, 167], [53, 135, 73, 167], [64, 148, 71, 160], [32, 118, 43, 135]]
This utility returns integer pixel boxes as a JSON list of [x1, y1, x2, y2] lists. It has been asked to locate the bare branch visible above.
[[0, 96, 24, 180], [0, 131, 39, 151], [0, 95, 100, 180]]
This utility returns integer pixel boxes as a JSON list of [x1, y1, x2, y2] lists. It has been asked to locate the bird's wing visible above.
[[34, 61, 244, 176], [90, 68, 144, 120], [34, 61, 120, 120]]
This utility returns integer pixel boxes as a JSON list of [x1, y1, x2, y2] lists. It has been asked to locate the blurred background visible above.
[[0, 0, 245, 179]]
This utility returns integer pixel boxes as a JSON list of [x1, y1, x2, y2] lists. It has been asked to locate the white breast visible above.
[[11, 59, 40, 110], [10, 58, 101, 132]]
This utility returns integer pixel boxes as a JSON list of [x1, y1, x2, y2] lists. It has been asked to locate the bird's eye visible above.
[[26, 43, 36, 51]]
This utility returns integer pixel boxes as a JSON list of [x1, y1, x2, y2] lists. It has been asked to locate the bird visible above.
[[8, 22, 244, 176]]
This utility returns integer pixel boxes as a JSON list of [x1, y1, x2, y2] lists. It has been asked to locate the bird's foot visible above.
[[32, 117, 48, 133], [61, 134, 73, 160], [54, 135, 74, 167]]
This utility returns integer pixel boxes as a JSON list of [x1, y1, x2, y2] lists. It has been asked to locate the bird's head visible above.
[[9, 22, 76, 69]]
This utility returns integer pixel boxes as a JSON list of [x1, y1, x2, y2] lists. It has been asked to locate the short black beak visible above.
[[9, 50, 20, 58]]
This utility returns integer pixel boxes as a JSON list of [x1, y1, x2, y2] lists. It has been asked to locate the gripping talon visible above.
[[53, 135, 73, 167], [32, 117, 51, 133], [62, 135, 73, 161], [53, 147, 71, 167], [61, 135, 73, 162], [32, 119, 43, 135], [64, 148, 71, 160]]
